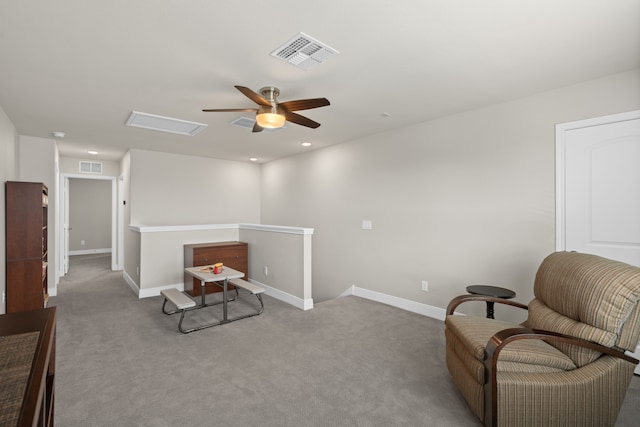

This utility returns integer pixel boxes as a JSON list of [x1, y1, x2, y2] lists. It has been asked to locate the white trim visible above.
[[239, 223, 314, 235], [129, 223, 238, 233], [117, 175, 124, 271], [128, 276, 312, 310], [628, 344, 640, 375], [123, 271, 182, 299], [555, 110, 640, 251], [340, 285, 447, 321], [138, 283, 185, 299], [249, 279, 314, 310], [129, 223, 314, 235], [123, 270, 140, 297], [69, 248, 112, 256]]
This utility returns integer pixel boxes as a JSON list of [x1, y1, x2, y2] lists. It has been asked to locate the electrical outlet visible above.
[[362, 220, 373, 230], [421, 280, 429, 292], [80, 240, 85, 245]]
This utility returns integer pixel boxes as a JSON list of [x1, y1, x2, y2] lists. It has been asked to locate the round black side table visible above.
[[465, 285, 516, 319]]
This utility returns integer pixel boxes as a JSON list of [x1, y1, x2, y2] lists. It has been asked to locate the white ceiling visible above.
[[0, 1, 638, 163]]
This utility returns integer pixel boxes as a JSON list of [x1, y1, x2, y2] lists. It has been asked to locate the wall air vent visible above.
[[271, 32, 339, 71], [125, 111, 207, 136], [230, 117, 283, 132], [79, 161, 102, 174]]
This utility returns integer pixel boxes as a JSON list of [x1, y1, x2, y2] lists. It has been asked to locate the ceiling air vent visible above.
[[79, 161, 102, 174], [126, 111, 207, 136], [271, 32, 339, 71]]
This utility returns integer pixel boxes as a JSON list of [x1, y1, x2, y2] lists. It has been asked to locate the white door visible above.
[[63, 176, 70, 274], [556, 110, 640, 267], [557, 110, 640, 371]]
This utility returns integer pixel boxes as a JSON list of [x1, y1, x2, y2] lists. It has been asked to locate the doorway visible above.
[[58, 174, 119, 278]]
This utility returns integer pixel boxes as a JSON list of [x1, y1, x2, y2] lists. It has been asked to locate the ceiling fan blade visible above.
[[285, 111, 321, 129], [252, 122, 264, 133], [279, 98, 330, 112], [202, 108, 258, 112], [235, 85, 272, 107]]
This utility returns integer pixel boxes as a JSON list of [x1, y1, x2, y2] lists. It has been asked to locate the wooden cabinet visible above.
[[184, 241, 248, 296], [5, 181, 49, 313], [0, 307, 56, 427]]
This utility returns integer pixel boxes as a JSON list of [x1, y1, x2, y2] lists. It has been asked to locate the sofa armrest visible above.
[[483, 327, 639, 427], [446, 294, 528, 315]]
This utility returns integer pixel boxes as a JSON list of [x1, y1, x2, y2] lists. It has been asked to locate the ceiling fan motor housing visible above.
[[260, 86, 280, 104]]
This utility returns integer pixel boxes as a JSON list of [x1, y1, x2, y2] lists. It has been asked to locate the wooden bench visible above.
[[161, 288, 196, 333]]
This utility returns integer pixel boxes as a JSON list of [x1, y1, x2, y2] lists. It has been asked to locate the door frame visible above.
[[58, 173, 119, 276], [555, 109, 640, 251]]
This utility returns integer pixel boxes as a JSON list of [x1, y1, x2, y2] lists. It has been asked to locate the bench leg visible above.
[[224, 292, 264, 323], [177, 309, 190, 334], [255, 294, 264, 315], [164, 291, 265, 334], [161, 297, 177, 315]]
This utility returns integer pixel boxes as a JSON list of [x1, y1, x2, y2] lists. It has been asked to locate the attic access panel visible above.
[[126, 111, 207, 136]]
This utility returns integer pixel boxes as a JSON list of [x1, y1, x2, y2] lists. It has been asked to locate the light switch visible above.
[[362, 220, 373, 230]]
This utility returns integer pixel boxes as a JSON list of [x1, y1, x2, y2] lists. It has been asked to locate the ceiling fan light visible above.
[[256, 112, 286, 128]]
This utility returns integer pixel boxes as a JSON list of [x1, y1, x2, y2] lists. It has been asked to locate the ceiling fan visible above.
[[203, 85, 330, 132]]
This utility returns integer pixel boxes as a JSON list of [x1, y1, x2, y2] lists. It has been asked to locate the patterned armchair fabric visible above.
[[444, 252, 640, 427]]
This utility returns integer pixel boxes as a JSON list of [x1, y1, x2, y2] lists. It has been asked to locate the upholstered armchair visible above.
[[445, 252, 640, 426]]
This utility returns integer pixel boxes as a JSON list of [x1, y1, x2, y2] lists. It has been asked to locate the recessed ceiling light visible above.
[[51, 131, 66, 138], [249, 157, 258, 162], [301, 142, 312, 147], [87, 150, 99, 155]]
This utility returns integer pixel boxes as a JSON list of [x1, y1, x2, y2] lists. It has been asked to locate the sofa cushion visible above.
[[445, 315, 577, 380], [532, 252, 640, 348], [528, 299, 609, 366], [528, 252, 640, 366]]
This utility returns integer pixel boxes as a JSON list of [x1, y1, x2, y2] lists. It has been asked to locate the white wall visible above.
[[127, 224, 313, 311], [0, 105, 18, 314], [261, 69, 640, 321], [58, 156, 120, 176], [124, 149, 261, 290], [129, 149, 261, 226]]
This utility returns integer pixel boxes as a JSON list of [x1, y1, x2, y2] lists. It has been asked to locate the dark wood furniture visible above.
[[0, 306, 56, 427], [5, 181, 49, 313], [183, 241, 248, 296], [465, 285, 516, 318]]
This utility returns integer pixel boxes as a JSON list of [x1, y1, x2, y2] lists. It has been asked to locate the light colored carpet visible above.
[[50, 254, 639, 426]]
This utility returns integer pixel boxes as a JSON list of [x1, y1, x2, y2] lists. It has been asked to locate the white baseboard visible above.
[[69, 248, 112, 256], [248, 279, 314, 310], [122, 271, 186, 299], [125, 276, 311, 310], [628, 345, 640, 375], [341, 285, 446, 321], [342, 286, 640, 373], [122, 271, 140, 297]]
